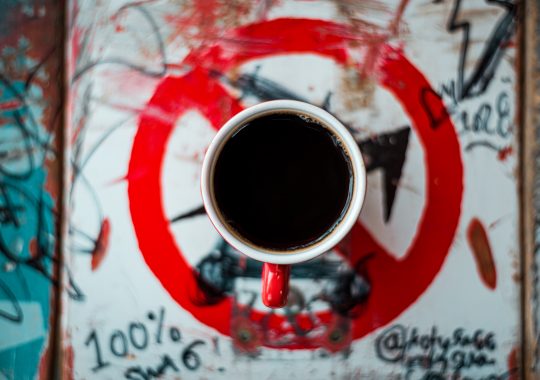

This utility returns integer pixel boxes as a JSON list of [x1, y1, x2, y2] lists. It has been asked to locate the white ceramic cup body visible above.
[[201, 100, 366, 265]]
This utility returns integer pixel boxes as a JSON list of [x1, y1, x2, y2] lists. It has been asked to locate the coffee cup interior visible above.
[[201, 100, 366, 265]]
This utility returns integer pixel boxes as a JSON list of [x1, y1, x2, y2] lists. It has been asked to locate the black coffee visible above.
[[213, 112, 353, 251]]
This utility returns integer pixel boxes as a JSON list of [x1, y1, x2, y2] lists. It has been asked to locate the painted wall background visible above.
[[0, 0, 523, 379], [0, 1, 64, 379]]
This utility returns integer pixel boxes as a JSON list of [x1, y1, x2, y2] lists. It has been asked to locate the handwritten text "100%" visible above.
[[84, 307, 207, 379]]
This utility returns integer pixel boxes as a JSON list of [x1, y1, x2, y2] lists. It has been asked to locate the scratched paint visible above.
[[65, 0, 520, 378], [0, 1, 63, 379]]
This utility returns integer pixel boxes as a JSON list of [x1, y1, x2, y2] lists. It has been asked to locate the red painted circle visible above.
[[127, 18, 463, 349]]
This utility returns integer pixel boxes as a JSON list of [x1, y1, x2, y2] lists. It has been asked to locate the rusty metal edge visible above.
[[51, 0, 69, 378]]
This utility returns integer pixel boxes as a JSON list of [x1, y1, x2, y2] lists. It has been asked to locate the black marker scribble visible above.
[[0, 39, 86, 324], [72, 3, 168, 83], [0, 278, 23, 323], [447, 0, 516, 100], [464, 140, 502, 152], [374, 324, 517, 379]]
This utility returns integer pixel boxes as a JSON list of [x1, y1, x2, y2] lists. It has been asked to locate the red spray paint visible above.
[[128, 18, 463, 349]]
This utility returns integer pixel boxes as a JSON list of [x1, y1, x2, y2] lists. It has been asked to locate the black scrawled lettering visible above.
[[129, 322, 149, 350], [453, 329, 464, 346], [409, 327, 419, 348], [375, 325, 499, 379], [375, 324, 407, 363], [85, 330, 111, 372], [485, 333, 496, 351], [182, 340, 205, 371], [125, 354, 179, 380], [473, 104, 493, 134], [496, 92, 511, 137], [110, 330, 129, 357], [420, 335, 431, 350]]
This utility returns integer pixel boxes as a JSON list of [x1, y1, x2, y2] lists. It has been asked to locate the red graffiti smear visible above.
[[128, 18, 463, 349], [29, 238, 38, 258], [0, 99, 22, 111], [467, 218, 497, 290], [63, 344, 75, 380], [507, 346, 518, 380], [498, 145, 513, 161], [91, 218, 111, 271]]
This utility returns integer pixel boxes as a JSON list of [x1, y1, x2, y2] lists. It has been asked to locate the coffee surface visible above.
[[213, 112, 352, 251]]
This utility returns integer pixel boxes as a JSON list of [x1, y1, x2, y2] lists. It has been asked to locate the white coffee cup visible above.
[[201, 100, 366, 308]]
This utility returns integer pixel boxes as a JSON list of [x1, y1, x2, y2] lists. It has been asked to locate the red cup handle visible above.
[[262, 263, 290, 308]]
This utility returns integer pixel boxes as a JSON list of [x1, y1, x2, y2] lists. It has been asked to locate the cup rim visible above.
[[201, 100, 366, 265]]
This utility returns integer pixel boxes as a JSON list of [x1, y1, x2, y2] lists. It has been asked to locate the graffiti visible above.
[[0, 61, 84, 305], [420, 1, 517, 159], [435, 84, 514, 157], [455, 90, 513, 154], [0, 0, 522, 377], [0, 67, 58, 303], [420, 87, 450, 130], [123, 339, 206, 379], [66, 0, 519, 378], [0, 0, 66, 378], [83, 307, 207, 377], [171, 68, 411, 224], [359, 127, 411, 222], [460, 91, 512, 137], [446, 0, 516, 101], [375, 324, 516, 379], [124, 354, 180, 380], [0, 0, 82, 379]]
